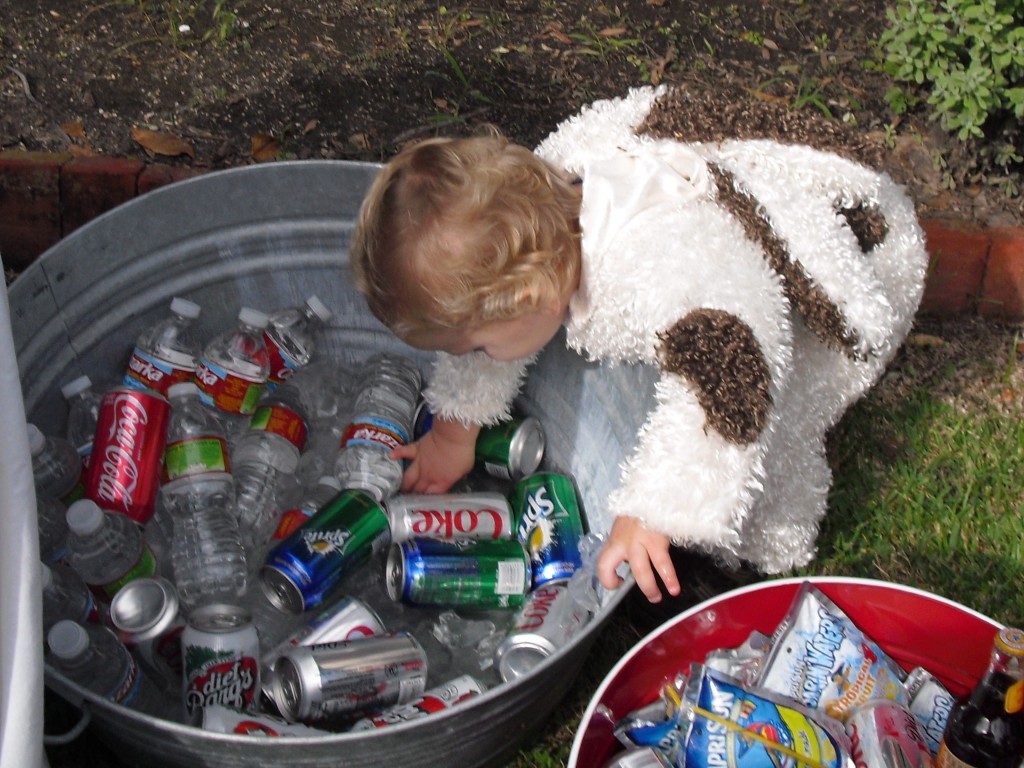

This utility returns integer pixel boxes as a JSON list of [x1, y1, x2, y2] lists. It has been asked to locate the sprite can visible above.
[[260, 489, 390, 613], [511, 472, 586, 588]]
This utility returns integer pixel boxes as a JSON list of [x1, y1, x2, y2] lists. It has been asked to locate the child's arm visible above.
[[597, 515, 681, 603], [392, 416, 481, 493]]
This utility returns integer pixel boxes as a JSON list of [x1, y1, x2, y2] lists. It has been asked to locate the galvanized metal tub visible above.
[[10, 160, 657, 767]]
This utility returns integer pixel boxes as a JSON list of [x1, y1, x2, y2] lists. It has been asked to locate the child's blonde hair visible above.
[[350, 131, 581, 342]]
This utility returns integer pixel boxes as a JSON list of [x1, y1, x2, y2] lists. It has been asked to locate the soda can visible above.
[[260, 595, 386, 715], [109, 576, 185, 693], [182, 603, 261, 721], [85, 386, 170, 526], [387, 537, 531, 609], [475, 414, 546, 480], [845, 700, 935, 768], [385, 491, 514, 543], [602, 747, 672, 768], [272, 631, 428, 723], [511, 472, 587, 588], [494, 581, 591, 683], [349, 674, 486, 731], [201, 703, 331, 738], [260, 489, 390, 614]]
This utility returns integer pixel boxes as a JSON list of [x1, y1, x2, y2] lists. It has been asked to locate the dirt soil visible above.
[[1, 0, 1022, 230]]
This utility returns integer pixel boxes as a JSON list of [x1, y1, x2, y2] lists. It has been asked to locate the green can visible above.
[[386, 538, 531, 609], [511, 472, 587, 589], [261, 489, 390, 613], [475, 415, 546, 480]]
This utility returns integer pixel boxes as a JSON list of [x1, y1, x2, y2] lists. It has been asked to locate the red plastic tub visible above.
[[569, 576, 1002, 767]]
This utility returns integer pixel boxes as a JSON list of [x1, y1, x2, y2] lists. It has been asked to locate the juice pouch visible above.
[[757, 582, 907, 721], [614, 698, 685, 759], [677, 664, 851, 768]]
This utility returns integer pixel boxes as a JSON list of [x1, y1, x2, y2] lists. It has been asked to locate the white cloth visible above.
[[0, 259, 49, 768]]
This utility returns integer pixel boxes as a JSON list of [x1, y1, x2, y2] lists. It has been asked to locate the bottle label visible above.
[[341, 415, 409, 452], [125, 347, 194, 395], [936, 742, 977, 767], [273, 505, 315, 540], [108, 652, 144, 707], [90, 543, 158, 601], [162, 435, 231, 483], [263, 333, 300, 385], [1006, 678, 1024, 714], [194, 358, 265, 416], [248, 404, 309, 451]]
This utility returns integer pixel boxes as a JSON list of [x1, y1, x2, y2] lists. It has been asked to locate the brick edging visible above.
[[1, 151, 1022, 320]]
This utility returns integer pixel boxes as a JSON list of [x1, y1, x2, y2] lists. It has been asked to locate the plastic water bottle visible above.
[[27, 423, 84, 504], [46, 619, 165, 716], [271, 474, 342, 541], [263, 295, 333, 387], [61, 374, 103, 464], [232, 384, 310, 563], [64, 498, 157, 602], [124, 297, 202, 396], [160, 382, 248, 610], [41, 561, 101, 633], [37, 495, 70, 565], [333, 353, 421, 502]]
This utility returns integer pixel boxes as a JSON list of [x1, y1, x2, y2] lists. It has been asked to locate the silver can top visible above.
[[260, 565, 305, 614], [186, 603, 253, 633], [109, 576, 180, 643], [509, 416, 545, 478]]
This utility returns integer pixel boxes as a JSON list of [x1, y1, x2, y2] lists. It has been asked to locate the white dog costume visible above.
[[421, 86, 928, 574]]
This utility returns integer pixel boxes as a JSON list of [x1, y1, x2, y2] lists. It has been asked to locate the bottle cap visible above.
[[239, 307, 269, 330], [48, 620, 89, 659], [167, 381, 201, 399], [306, 295, 333, 322], [996, 627, 1024, 656], [60, 375, 93, 400], [170, 297, 201, 320], [66, 499, 105, 535], [40, 562, 52, 589], [26, 423, 45, 455]]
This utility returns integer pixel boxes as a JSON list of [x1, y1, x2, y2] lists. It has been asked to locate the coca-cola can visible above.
[[385, 492, 514, 543], [272, 631, 427, 723], [183, 604, 261, 722], [349, 674, 485, 731], [109, 576, 186, 693], [494, 581, 590, 683], [85, 386, 170, 526], [845, 700, 935, 768]]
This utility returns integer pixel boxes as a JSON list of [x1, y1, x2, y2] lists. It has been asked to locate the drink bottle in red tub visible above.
[[85, 386, 170, 526]]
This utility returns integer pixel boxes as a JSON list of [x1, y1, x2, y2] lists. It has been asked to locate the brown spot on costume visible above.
[[657, 309, 771, 445]]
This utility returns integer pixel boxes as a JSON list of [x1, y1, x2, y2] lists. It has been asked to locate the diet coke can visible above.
[[494, 581, 590, 683], [846, 700, 935, 768], [385, 491, 514, 543], [85, 386, 170, 526], [349, 674, 485, 730], [272, 631, 427, 723], [183, 604, 261, 722], [109, 576, 186, 693]]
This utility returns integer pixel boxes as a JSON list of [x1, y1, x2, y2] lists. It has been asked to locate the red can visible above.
[[85, 386, 170, 526]]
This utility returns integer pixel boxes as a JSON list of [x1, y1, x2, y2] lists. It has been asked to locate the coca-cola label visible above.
[[194, 357, 265, 416], [248, 403, 309, 452], [124, 347, 193, 395], [184, 652, 260, 715], [162, 435, 231, 483], [340, 415, 408, 452], [87, 389, 169, 525], [513, 584, 563, 632], [406, 505, 508, 540]]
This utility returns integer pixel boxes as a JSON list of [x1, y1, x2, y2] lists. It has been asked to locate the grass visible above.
[[508, 318, 1024, 766]]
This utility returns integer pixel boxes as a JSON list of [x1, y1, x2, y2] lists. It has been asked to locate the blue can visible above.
[[260, 490, 390, 613], [511, 472, 587, 588]]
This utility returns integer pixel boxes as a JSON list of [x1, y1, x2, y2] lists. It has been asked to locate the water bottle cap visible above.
[[306, 295, 333, 322], [60, 375, 93, 400], [66, 499, 105, 535], [26, 423, 45, 455], [40, 562, 52, 588], [238, 307, 269, 329], [170, 297, 201, 320], [48, 620, 89, 659], [168, 381, 201, 399]]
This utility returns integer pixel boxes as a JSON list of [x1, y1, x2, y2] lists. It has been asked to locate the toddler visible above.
[[350, 85, 927, 605]]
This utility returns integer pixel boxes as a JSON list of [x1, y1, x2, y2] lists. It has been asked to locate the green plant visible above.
[[879, 0, 1024, 141], [568, 23, 641, 62], [132, 0, 243, 48]]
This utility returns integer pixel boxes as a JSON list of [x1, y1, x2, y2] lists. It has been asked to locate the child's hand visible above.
[[597, 515, 681, 604], [392, 416, 481, 494]]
